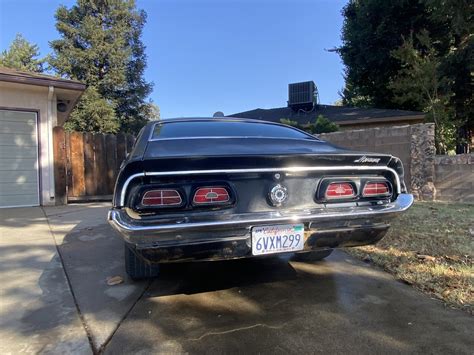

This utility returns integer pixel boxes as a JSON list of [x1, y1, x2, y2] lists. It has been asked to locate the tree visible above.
[[332, 99, 344, 107], [426, 0, 473, 153], [0, 34, 45, 72], [389, 31, 456, 153], [64, 87, 119, 133], [49, 0, 155, 133], [338, 0, 439, 109], [311, 115, 339, 134], [280, 118, 299, 128], [338, 0, 473, 153], [143, 101, 160, 121]]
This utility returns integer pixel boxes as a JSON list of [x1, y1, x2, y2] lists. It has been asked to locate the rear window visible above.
[[151, 121, 314, 140]]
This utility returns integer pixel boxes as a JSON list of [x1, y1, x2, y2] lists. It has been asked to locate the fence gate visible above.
[[53, 127, 135, 204]]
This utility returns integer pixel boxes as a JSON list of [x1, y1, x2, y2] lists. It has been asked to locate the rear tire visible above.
[[292, 249, 333, 262], [124, 243, 160, 280]]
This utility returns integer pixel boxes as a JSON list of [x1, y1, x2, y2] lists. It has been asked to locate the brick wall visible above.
[[434, 154, 474, 202]]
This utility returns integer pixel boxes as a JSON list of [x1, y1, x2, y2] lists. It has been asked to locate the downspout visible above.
[[47, 86, 55, 201]]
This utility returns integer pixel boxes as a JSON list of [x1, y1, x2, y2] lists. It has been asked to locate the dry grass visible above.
[[346, 201, 473, 314]]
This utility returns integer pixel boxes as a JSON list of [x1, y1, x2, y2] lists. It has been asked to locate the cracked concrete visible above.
[[43, 203, 148, 352], [105, 255, 474, 354], [1, 204, 473, 354], [188, 322, 288, 341]]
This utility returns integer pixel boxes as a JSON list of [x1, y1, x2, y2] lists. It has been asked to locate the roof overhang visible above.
[[336, 115, 425, 126], [0, 71, 86, 91], [0, 68, 87, 125]]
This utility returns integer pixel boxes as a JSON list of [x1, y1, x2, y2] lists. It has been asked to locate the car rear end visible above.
[[108, 119, 413, 271]]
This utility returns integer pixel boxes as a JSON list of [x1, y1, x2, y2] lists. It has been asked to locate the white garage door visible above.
[[0, 110, 40, 208]]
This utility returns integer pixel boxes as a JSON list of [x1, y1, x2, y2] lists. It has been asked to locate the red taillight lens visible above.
[[193, 187, 230, 205], [142, 189, 182, 206], [362, 182, 390, 197], [325, 182, 355, 199]]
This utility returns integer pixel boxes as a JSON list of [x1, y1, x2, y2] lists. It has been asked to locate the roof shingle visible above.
[[229, 105, 424, 125]]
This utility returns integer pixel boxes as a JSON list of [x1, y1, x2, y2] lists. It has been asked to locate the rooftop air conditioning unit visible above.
[[288, 81, 317, 111]]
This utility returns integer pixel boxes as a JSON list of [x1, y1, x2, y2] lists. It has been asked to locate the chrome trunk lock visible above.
[[269, 184, 288, 207]]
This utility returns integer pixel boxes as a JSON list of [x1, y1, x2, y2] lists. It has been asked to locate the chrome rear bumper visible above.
[[108, 194, 413, 248]]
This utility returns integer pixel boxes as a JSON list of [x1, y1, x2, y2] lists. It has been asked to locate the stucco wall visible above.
[[339, 119, 424, 131], [0, 81, 58, 206], [319, 124, 415, 192], [318, 123, 437, 200], [319, 123, 474, 203], [434, 154, 474, 202]]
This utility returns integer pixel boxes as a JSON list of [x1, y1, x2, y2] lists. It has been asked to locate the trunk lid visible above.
[[142, 137, 392, 171]]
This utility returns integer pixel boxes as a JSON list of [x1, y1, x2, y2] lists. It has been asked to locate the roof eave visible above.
[[0, 73, 86, 91], [337, 115, 425, 125]]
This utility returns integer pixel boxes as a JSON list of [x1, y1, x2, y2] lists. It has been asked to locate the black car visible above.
[[108, 118, 413, 279]]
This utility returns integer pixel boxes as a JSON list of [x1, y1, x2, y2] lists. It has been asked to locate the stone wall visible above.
[[434, 154, 474, 202], [318, 123, 436, 200], [409, 123, 436, 200]]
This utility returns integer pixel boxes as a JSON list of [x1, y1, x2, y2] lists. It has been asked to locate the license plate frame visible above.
[[251, 224, 305, 256]]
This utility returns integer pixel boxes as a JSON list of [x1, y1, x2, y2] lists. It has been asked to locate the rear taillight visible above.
[[193, 187, 230, 205], [362, 181, 391, 197], [141, 189, 182, 207], [325, 182, 356, 200]]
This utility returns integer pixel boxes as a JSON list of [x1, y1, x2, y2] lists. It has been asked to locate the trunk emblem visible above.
[[354, 155, 380, 163], [269, 184, 288, 207], [205, 192, 219, 199]]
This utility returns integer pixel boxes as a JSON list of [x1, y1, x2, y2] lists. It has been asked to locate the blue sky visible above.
[[0, 0, 347, 118]]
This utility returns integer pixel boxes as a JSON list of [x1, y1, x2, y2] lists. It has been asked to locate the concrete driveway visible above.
[[0, 204, 472, 354]]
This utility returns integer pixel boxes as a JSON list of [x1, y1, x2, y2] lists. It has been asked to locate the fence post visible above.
[[126, 134, 135, 153], [116, 133, 127, 169], [105, 134, 117, 194], [94, 133, 107, 196], [84, 132, 96, 196], [53, 126, 67, 205], [69, 132, 86, 198]]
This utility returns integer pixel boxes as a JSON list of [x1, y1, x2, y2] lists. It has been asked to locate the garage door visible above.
[[0, 110, 39, 208]]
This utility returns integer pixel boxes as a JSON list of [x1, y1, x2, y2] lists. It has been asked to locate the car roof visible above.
[[145, 117, 319, 140], [148, 117, 283, 126]]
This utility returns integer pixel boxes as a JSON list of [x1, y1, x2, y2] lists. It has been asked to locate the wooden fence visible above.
[[53, 126, 136, 204]]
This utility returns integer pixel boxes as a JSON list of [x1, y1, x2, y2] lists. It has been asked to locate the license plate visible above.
[[252, 224, 305, 256]]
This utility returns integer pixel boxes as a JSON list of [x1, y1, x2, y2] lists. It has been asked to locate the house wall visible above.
[[434, 154, 474, 202], [319, 123, 473, 203], [318, 123, 438, 200], [339, 119, 424, 131], [318, 124, 416, 194], [0, 81, 58, 206]]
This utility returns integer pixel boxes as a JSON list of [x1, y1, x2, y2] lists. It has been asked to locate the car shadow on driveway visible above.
[[148, 256, 304, 297], [46, 203, 340, 353], [104, 253, 474, 355], [41, 204, 473, 355], [44, 205, 316, 352]]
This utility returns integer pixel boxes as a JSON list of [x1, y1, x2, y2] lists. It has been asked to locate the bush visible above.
[[280, 115, 339, 134]]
